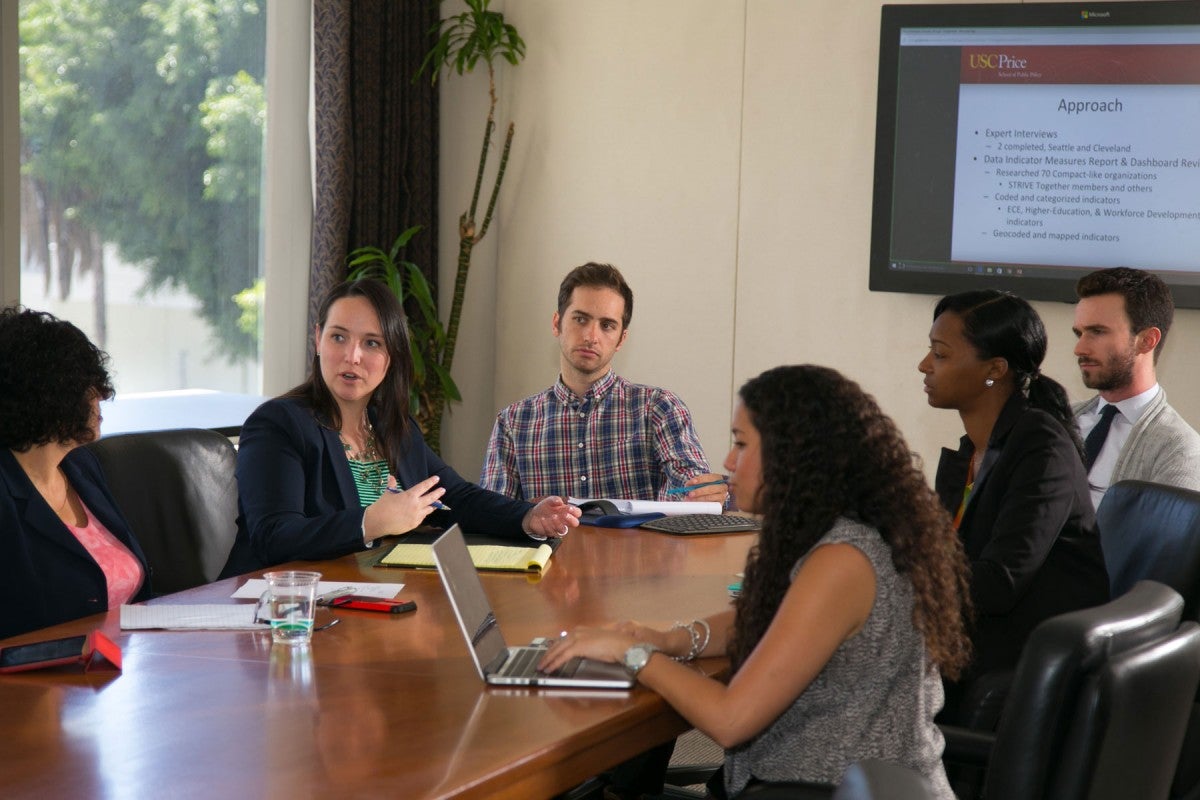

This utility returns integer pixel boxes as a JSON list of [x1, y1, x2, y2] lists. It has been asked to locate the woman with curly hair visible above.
[[541, 365, 971, 799], [0, 307, 152, 639], [920, 290, 1108, 721]]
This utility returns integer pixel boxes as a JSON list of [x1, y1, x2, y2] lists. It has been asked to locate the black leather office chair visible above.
[[667, 758, 936, 800], [942, 580, 1186, 800], [1097, 480, 1200, 620], [953, 480, 1200, 740], [87, 428, 238, 594], [1093, 480, 1200, 800], [1052, 620, 1200, 800]]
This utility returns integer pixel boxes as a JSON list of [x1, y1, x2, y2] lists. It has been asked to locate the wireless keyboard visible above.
[[639, 514, 760, 535]]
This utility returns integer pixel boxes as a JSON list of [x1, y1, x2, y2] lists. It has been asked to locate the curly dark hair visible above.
[[0, 306, 114, 450], [728, 365, 972, 680]]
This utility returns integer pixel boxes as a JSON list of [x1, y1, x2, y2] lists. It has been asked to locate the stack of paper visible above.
[[120, 604, 265, 630], [229, 580, 404, 600]]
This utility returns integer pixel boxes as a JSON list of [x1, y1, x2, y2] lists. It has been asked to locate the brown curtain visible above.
[[310, 0, 439, 335]]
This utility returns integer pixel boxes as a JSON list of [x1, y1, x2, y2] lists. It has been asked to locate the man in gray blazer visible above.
[[1072, 267, 1200, 510]]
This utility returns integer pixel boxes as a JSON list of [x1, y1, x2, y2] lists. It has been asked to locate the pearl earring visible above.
[[985, 378, 995, 387]]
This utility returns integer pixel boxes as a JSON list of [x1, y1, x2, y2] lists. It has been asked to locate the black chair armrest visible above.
[[665, 763, 721, 788], [940, 724, 996, 765], [956, 669, 1014, 731], [735, 780, 835, 799]]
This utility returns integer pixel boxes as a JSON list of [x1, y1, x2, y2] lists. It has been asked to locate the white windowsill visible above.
[[99, 390, 266, 438]]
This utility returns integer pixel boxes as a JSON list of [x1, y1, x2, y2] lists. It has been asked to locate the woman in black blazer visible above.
[[919, 290, 1109, 720], [0, 308, 152, 639], [223, 278, 581, 575]]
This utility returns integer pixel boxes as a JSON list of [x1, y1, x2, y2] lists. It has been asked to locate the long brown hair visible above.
[[284, 279, 414, 471], [729, 365, 972, 679]]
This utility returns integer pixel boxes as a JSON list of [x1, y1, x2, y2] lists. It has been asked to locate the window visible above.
[[19, 0, 267, 394], [4, 0, 311, 420]]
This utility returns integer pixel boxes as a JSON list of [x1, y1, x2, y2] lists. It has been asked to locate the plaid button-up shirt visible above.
[[480, 371, 711, 501]]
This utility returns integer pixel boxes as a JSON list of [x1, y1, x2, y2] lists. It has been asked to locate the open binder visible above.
[[571, 497, 723, 527]]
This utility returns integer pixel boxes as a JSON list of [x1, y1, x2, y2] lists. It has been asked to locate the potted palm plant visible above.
[[347, 225, 460, 446], [349, 0, 524, 454]]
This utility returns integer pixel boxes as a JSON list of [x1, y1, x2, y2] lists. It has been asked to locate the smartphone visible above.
[[330, 596, 417, 614], [0, 635, 89, 673]]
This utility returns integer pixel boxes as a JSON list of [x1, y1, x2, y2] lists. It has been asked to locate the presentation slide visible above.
[[950, 45, 1200, 272]]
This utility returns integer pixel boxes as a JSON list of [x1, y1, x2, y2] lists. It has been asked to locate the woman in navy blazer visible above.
[[919, 290, 1108, 721], [222, 279, 581, 576], [0, 308, 152, 640]]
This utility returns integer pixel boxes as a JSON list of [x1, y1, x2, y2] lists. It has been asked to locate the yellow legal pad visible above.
[[380, 542, 555, 574]]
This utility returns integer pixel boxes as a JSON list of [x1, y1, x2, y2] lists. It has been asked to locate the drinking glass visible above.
[[257, 571, 322, 645]]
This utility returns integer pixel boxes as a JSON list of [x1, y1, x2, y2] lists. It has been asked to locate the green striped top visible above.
[[348, 458, 391, 507]]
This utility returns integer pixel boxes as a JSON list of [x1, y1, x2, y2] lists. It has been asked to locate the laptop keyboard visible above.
[[639, 514, 760, 535], [499, 647, 579, 678]]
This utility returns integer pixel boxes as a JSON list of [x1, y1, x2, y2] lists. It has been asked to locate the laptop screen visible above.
[[432, 525, 511, 678]]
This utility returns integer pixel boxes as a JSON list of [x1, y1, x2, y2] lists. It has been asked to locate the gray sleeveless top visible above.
[[724, 517, 954, 799]]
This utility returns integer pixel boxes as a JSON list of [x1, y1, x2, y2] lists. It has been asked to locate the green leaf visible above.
[[416, 0, 525, 82], [394, 224, 422, 247], [431, 361, 462, 402], [405, 263, 436, 309]]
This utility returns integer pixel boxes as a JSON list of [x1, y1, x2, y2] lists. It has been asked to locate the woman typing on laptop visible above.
[[539, 365, 971, 799]]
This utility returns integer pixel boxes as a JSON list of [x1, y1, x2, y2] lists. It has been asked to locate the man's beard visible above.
[[1081, 347, 1137, 392]]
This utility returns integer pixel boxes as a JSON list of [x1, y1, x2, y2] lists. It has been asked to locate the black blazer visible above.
[[222, 397, 535, 575], [0, 447, 152, 640], [935, 392, 1109, 679]]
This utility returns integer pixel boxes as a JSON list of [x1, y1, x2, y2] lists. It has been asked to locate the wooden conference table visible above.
[[0, 527, 755, 799]]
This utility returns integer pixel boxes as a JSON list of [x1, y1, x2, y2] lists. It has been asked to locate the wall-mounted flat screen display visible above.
[[870, 1, 1200, 307]]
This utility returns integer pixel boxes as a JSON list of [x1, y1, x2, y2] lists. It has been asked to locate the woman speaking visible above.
[[223, 278, 580, 575]]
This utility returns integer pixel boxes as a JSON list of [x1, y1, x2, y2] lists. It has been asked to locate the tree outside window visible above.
[[19, 0, 266, 392]]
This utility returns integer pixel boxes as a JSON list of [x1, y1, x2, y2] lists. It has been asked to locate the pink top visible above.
[[68, 503, 145, 610]]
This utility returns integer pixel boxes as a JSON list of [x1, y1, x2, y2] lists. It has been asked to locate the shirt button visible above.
[[576, 442, 584, 449], [580, 476, 588, 483], [578, 412, 585, 418]]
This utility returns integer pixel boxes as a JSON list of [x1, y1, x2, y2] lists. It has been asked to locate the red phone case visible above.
[[331, 596, 416, 614], [0, 631, 122, 674]]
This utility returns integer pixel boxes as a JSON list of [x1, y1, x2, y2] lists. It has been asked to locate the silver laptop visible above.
[[432, 525, 634, 689]]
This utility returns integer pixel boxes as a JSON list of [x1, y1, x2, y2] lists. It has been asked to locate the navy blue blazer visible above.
[[1, 446, 152, 640], [222, 397, 535, 575], [935, 392, 1109, 681]]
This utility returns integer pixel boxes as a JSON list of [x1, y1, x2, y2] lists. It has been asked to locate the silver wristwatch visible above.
[[623, 643, 659, 677]]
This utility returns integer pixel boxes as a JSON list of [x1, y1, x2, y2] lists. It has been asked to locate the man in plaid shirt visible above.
[[480, 262, 726, 505]]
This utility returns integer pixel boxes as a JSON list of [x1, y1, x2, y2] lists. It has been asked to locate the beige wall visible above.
[[437, 0, 1200, 484]]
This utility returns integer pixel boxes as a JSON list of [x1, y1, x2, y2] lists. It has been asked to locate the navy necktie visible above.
[[1084, 404, 1120, 471]]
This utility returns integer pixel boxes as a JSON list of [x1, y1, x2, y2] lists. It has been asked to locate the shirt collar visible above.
[[553, 369, 618, 405], [1097, 383, 1160, 425]]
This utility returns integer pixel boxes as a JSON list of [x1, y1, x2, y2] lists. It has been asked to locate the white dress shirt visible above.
[[1078, 383, 1160, 510]]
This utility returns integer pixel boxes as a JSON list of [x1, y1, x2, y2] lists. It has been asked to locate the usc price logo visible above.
[[969, 53, 1029, 70]]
